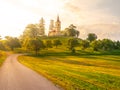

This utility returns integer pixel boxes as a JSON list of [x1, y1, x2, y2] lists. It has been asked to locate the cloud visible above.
[[62, 0, 120, 25], [97, 0, 120, 17], [78, 24, 120, 40], [61, 0, 120, 40], [63, 2, 80, 13]]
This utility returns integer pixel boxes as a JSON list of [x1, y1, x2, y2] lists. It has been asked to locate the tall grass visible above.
[[0, 51, 7, 66], [18, 55, 120, 90]]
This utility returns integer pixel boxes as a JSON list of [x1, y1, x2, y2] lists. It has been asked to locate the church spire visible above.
[[57, 15, 60, 22], [55, 15, 61, 33]]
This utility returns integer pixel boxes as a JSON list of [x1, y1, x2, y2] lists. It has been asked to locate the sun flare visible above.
[[0, 0, 119, 40], [40, 0, 63, 14], [18, 0, 63, 15]]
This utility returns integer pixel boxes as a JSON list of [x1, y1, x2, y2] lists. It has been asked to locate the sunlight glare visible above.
[[40, 0, 63, 14]]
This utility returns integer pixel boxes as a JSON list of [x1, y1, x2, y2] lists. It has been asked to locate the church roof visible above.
[[57, 15, 60, 22]]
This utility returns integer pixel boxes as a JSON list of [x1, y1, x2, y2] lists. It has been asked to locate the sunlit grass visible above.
[[0, 51, 7, 66], [18, 55, 120, 90]]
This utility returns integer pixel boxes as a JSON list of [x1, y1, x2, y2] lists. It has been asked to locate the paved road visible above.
[[0, 54, 60, 90]]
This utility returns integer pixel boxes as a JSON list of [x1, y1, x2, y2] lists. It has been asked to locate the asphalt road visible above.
[[0, 54, 60, 90]]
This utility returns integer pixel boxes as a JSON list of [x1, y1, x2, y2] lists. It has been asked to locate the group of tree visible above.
[[21, 18, 45, 40], [19, 17, 80, 54], [62, 24, 80, 38], [90, 39, 120, 51], [21, 18, 80, 39], [25, 38, 45, 55], [1, 32, 120, 55], [19, 21, 80, 55], [67, 33, 120, 53], [44, 39, 62, 49], [1, 18, 120, 55], [80, 33, 120, 51], [22, 38, 62, 55], [0, 36, 21, 51]]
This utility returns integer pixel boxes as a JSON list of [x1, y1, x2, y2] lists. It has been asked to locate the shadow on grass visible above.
[[26, 50, 120, 63]]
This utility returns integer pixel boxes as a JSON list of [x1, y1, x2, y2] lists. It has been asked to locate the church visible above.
[[48, 15, 61, 36]]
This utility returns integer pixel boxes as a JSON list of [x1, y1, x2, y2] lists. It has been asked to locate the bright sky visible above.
[[0, 0, 120, 40]]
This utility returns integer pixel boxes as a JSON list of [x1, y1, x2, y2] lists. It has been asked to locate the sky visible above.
[[0, 0, 120, 40]]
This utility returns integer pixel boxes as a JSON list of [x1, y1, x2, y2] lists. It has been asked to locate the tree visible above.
[[0, 41, 5, 50], [53, 39, 62, 48], [26, 38, 45, 55], [20, 24, 40, 48], [114, 41, 120, 49], [45, 40, 52, 48], [5, 36, 21, 51], [101, 39, 114, 51], [81, 40, 89, 50], [22, 24, 39, 39], [68, 38, 79, 53], [63, 24, 80, 37], [38, 17, 45, 36], [90, 40, 102, 51], [87, 33, 97, 42], [76, 30, 80, 38]]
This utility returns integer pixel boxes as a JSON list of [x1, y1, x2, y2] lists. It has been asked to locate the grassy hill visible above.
[[27, 36, 120, 56], [18, 36, 120, 90], [18, 54, 120, 90]]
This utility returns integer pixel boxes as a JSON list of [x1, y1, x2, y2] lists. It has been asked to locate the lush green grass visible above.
[[18, 54, 120, 90]]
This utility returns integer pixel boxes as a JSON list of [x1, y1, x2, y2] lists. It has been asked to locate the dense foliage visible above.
[[62, 24, 79, 37]]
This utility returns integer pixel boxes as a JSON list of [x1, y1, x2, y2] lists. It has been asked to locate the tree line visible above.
[[0, 32, 120, 55], [0, 21, 120, 55]]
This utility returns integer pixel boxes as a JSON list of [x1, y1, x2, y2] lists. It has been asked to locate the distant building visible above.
[[48, 15, 61, 36]]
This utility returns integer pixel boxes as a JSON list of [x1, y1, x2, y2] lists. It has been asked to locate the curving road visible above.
[[0, 54, 60, 90]]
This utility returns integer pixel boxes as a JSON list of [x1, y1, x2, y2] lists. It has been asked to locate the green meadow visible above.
[[18, 51, 120, 90]]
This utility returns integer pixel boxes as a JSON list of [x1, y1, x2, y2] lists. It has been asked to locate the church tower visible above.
[[48, 15, 61, 36], [49, 20, 54, 31], [55, 15, 61, 34]]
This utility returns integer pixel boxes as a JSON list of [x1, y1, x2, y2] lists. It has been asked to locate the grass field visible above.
[[18, 54, 120, 90]]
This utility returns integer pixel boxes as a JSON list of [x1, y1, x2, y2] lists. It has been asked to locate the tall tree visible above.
[[87, 33, 97, 42], [5, 36, 21, 51], [22, 24, 39, 39], [38, 17, 45, 36], [20, 24, 40, 48], [26, 38, 45, 55], [63, 24, 80, 37], [68, 38, 79, 53]]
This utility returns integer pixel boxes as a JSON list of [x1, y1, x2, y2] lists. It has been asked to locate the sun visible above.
[[0, 0, 65, 37], [19, 0, 63, 14]]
